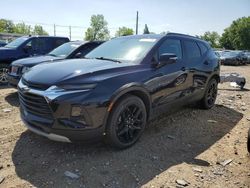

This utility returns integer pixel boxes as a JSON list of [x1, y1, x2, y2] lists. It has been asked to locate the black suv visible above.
[[18, 33, 220, 148], [8, 41, 103, 87], [0, 36, 69, 84]]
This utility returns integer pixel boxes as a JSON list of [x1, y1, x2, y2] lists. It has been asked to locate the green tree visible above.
[[0, 19, 15, 33], [14, 22, 31, 35], [143, 24, 149, 34], [115, 27, 133, 37], [200, 31, 221, 48], [32, 25, 48, 35], [85, 14, 110, 41], [220, 16, 250, 50]]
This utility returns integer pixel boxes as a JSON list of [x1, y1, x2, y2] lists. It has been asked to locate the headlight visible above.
[[47, 84, 97, 91], [21, 67, 31, 74]]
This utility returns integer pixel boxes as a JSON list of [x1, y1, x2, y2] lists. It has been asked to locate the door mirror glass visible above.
[[23, 45, 32, 53]]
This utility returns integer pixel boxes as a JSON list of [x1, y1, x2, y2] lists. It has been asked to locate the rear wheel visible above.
[[0, 64, 9, 85], [106, 95, 147, 149], [200, 78, 218, 109]]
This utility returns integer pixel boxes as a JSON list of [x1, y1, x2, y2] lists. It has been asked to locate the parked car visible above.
[[243, 51, 250, 64], [0, 36, 69, 84], [7, 41, 103, 87], [0, 41, 7, 47], [220, 51, 247, 65], [18, 33, 220, 148]]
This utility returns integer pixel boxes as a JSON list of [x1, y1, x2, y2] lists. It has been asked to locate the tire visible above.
[[200, 78, 218, 109], [247, 128, 250, 153], [0, 64, 9, 85], [106, 95, 147, 149]]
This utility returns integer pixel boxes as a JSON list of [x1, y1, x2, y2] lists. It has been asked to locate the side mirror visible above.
[[23, 45, 32, 53], [154, 53, 177, 68], [75, 52, 82, 58]]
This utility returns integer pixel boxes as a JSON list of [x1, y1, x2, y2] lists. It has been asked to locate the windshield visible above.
[[5, 37, 29, 48], [48, 42, 81, 57], [85, 37, 158, 63]]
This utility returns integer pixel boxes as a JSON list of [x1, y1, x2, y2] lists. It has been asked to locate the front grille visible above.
[[19, 90, 53, 119], [22, 79, 49, 90]]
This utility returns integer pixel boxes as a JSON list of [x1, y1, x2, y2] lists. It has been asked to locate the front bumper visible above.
[[18, 80, 108, 142], [7, 73, 21, 87]]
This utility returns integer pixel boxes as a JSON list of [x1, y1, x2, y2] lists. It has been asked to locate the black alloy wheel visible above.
[[106, 95, 147, 149], [200, 78, 218, 109]]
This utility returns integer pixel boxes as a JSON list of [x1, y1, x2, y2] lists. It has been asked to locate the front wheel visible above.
[[0, 64, 9, 85], [200, 78, 218, 109], [106, 95, 147, 149]]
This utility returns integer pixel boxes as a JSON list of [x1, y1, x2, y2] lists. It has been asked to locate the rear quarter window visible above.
[[197, 42, 209, 56], [183, 40, 201, 59]]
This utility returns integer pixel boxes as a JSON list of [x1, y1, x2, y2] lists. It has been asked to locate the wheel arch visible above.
[[103, 83, 152, 131]]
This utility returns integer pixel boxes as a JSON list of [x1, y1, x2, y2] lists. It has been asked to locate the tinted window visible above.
[[184, 40, 201, 59], [197, 42, 208, 55], [54, 39, 67, 48], [77, 43, 101, 57], [158, 39, 182, 59]]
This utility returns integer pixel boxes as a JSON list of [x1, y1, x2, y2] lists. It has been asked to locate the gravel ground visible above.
[[0, 65, 250, 188]]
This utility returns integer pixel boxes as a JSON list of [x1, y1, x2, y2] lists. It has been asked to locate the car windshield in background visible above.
[[85, 37, 158, 63], [48, 42, 81, 57], [5, 37, 29, 48]]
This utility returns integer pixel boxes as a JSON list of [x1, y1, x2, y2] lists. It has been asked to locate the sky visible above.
[[1, 0, 250, 40]]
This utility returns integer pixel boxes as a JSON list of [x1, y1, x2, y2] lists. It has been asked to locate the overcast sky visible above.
[[1, 0, 250, 40]]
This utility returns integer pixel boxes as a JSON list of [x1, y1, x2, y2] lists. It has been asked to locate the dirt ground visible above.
[[0, 65, 250, 188]]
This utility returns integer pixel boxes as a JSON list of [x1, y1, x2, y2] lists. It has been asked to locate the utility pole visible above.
[[54, 24, 56, 36], [136, 11, 139, 35], [69, 26, 71, 40]]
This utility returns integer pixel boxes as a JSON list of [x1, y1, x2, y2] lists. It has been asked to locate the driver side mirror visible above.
[[153, 53, 177, 68], [75, 52, 82, 58], [23, 45, 32, 53]]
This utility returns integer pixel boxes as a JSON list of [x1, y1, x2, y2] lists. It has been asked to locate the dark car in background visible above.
[[244, 51, 250, 64], [0, 36, 69, 84], [8, 41, 103, 87], [0, 41, 7, 47], [18, 33, 219, 148], [221, 51, 247, 65]]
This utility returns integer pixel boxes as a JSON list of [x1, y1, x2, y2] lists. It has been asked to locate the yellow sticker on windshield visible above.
[[139, 39, 156, 42]]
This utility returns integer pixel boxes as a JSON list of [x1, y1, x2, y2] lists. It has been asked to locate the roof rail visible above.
[[167, 32, 200, 39]]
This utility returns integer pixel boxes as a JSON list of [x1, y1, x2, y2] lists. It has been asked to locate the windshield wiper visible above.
[[48, 54, 57, 57], [95, 57, 121, 63]]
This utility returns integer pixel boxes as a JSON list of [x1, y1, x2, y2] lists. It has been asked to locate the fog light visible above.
[[71, 106, 82, 117]]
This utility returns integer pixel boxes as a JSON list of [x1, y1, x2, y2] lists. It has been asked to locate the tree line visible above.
[[1, 15, 249, 50], [0, 19, 49, 35]]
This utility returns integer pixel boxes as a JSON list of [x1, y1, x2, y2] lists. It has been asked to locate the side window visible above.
[[158, 39, 182, 59], [54, 39, 67, 48], [25, 38, 40, 51], [77, 43, 100, 57], [184, 40, 201, 59], [197, 42, 208, 56]]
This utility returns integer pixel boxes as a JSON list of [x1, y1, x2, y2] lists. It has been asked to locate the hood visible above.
[[23, 59, 136, 86], [11, 55, 62, 67], [0, 47, 17, 60]]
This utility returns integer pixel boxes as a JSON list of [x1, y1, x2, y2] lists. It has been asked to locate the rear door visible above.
[[150, 38, 192, 107], [183, 40, 209, 97]]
